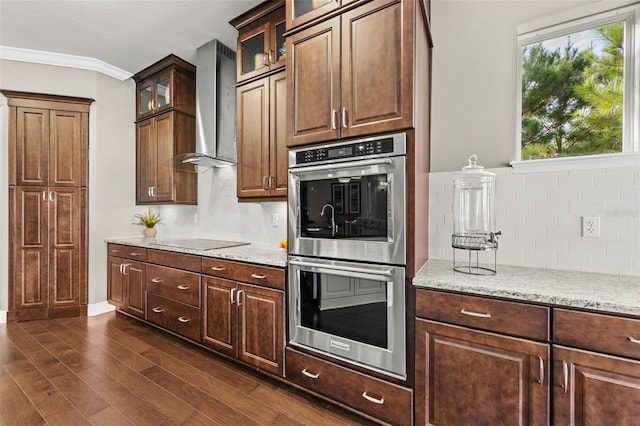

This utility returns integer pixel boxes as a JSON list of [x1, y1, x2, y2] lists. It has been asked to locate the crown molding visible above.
[[0, 46, 132, 81]]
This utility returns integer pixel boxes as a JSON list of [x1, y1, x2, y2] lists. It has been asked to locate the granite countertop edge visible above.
[[105, 237, 287, 268], [413, 259, 640, 317]]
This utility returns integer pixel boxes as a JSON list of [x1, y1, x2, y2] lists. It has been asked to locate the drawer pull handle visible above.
[[301, 369, 319, 379], [111, 249, 120, 253], [629, 336, 640, 345], [210, 266, 225, 271], [177, 285, 189, 290], [151, 278, 162, 283], [562, 361, 569, 393], [251, 273, 266, 279], [537, 356, 544, 386], [460, 309, 492, 318], [152, 307, 164, 313], [130, 252, 142, 257], [362, 392, 384, 405], [178, 316, 190, 323]]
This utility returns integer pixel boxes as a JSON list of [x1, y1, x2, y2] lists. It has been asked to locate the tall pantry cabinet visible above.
[[3, 90, 92, 321]]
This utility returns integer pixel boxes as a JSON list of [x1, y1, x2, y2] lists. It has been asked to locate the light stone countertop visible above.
[[105, 237, 287, 268], [413, 259, 640, 317]]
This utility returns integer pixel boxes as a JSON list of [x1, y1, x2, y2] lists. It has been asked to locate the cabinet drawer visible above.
[[147, 249, 201, 273], [107, 243, 147, 261], [146, 293, 201, 342], [554, 308, 640, 360], [285, 348, 412, 426], [202, 258, 285, 290], [416, 289, 550, 341], [145, 264, 201, 307]]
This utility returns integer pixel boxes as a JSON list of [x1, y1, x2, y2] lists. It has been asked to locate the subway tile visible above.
[[593, 172, 634, 187]]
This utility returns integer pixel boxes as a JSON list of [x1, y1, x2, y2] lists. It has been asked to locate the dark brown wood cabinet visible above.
[[4, 91, 91, 322], [553, 345, 640, 425], [202, 257, 285, 376], [232, 1, 286, 84], [287, 0, 414, 147], [415, 319, 550, 426], [236, 70, 288, 199], [232, 3, 288, 200], [133, 55, 197, 205], [285, 0, 359, 31], [107, 257, 146, 319]]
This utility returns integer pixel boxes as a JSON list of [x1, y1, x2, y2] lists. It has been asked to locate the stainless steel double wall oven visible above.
[[288, 133, 408, 379]]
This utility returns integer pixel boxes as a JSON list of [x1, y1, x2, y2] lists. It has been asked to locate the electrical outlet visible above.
[[582, 216, 600, 238], [271, 213, 279, 227]]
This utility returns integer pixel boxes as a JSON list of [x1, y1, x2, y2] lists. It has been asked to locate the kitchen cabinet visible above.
[[202, 257, 285, 376], [107, 244, 147, 319], [552, 309, 640, 424], [286, 0, 358, 31], [415, 289, 550, 425], [287, 0, 414, 147], [236, 70, 288, 199], [133, 55, 197, 205], [4, 91, 91, 322], [231, 1, 286, 84], [135, 111, 197, 204]]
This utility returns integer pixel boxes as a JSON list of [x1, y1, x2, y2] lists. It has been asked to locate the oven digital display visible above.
[[328, 146, 352, 159]]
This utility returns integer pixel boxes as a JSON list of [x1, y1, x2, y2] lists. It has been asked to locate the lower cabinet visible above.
[[286, 347, 414, 426], [415, 319, 549, 425], [202, 258, 285, 376], [107, 249, 146, 319]]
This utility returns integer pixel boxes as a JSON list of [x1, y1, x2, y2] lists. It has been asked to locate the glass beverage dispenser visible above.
[[452, 155, 500, 274]]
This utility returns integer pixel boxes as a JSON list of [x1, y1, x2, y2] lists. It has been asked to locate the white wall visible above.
[[0, 59, 286, 316], [428, 0, 640, 275]]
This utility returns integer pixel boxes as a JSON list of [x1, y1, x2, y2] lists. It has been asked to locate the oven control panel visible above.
[[295, 137, 395, 164]]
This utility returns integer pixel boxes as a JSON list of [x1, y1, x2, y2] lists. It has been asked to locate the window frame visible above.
[[512, 3, 640, 173]]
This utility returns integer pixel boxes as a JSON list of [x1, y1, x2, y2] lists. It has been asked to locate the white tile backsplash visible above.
[[429, 166, 640, 275]]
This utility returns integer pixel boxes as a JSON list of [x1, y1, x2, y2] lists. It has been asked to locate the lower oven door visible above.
[[288, 256, 406, 380]]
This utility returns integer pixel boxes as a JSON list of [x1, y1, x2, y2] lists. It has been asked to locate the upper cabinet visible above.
[[286, 0, 414, 147], [133, 55, 197, 205], [232, 1, 287, 84], [286, 0, 357, 31], [134, 55, 196, 121]]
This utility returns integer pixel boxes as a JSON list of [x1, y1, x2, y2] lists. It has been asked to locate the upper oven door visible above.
[[289, 155, 406, 265]]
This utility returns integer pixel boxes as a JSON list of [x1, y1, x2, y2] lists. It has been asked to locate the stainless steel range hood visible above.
[[178, 39, 237, 169]]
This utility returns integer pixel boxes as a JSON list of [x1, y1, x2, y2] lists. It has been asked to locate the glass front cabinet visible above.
[[236, 8, 286, 83], [286, 0, 356, 30], [136, 71, 173, 120]]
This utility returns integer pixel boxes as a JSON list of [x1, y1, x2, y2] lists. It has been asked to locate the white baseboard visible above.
[[0, 303, 113, 324], [88, 301, 116, 317]]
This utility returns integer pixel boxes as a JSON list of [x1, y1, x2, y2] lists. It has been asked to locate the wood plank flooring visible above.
[[0, 312, 376, 425]]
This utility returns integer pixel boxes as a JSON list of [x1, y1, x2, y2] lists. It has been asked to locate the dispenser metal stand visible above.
[[452, 231, 501, 275]]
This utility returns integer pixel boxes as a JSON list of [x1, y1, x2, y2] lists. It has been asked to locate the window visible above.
[[514, 4, 639, 171]]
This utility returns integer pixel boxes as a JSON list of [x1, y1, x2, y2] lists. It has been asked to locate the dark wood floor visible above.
[[0, 312, 376, 425]]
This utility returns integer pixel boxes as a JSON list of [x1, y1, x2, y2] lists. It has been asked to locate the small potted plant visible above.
[[135, 208, 162, 238]]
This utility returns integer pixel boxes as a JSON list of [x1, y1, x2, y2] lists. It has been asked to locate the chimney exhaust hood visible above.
[[178, 39, 237, 169]]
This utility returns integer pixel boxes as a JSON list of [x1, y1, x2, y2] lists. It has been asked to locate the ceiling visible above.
[[0, 0, 263, 77]]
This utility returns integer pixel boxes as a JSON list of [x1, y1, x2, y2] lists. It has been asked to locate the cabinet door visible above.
[[152, 112, 175, 202], [107, 257, 126, 310], [10, 186, 49, 310], [237, 78, 270, 198], [270, 70, 288, 197], [203, 276, 237, 357], [415, 319, 549, 426], [124, 260, 145, 319], [49, 110, 83, 186], [48, 187, 82, 308], [341, 0, 413, 138], [553, 345, 640, 426], [286, 0, 340, 31], [238, 19, 271, 83], [136, 119, 155, 203], [237, 283, 284, 376], [14, 107, 49, 186], [287, 16, 341, 147]]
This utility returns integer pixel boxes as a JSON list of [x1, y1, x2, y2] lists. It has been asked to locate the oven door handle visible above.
[[289, 158, 393, 174], [288, 259, 393, 279]]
